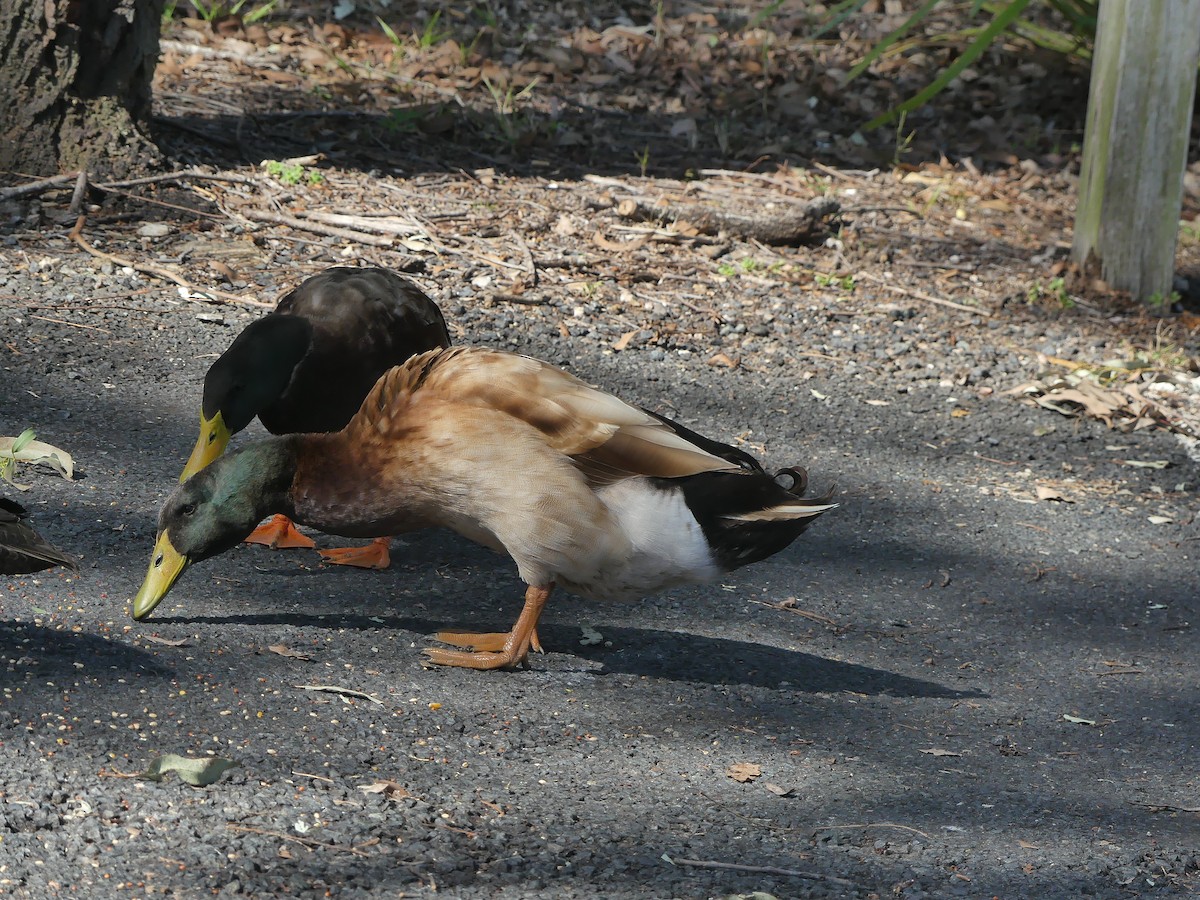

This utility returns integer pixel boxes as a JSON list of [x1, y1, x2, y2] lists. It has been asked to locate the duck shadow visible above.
[[161, 611, 983, 700], [0, 621, 170, 679]]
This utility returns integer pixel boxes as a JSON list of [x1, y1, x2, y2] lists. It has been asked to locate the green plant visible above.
[[263, 160, 322, 186], [892, 110, 916, 167], [635, 145, 650, 178], [815, 272, 857, 291], [829, 0, 1096, 128], [482, 77, 540, 147], [416, 10, 450, 49], [377, 16, 404, 50], [0, 429, 35, 485], [189, 0, 276, 24], [1145, 290, 1181, 311], [1026, 276, 1074, 308]]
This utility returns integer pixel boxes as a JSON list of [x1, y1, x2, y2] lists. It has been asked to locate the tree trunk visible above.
[[0, 0, 166, 181]]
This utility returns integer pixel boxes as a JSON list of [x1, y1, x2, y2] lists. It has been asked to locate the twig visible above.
[[0, 173, 78, 201], [242, 207, 394, 247], [296, 684, 383, 704], [858, 271, 993, 317], [68, 171, 89, 216], [68, 216, 271, 309], [225, 824, 374, 857], [296, 211, 423, 236], [812, 822, 931, 838], [292, 771, 335, 783], [666, 856, 855, 886], [94, 170, 256, 190], [29, 314, 112, 334], [1136, 802, 1200, 814], [616, 195, 840, 245]]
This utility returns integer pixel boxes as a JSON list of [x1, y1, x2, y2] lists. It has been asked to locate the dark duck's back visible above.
[[0, 498, 76, 575]]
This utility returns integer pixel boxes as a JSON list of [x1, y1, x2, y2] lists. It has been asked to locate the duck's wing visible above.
[[350, 348, 743, 484], [0, 498, 76, 575]]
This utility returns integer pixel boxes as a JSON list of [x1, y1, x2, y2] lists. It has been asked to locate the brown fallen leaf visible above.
[[360, 780, 412, 801], [707, 352, 739, 368], [268, 644, 312, 660], [142, 635, 190, 647], [1018, 839, 1040, 850], [951, 407, 971, 418], [918, 748, 961, 757], [727, 762, 762, 783], [612, 330, 638, 351], [763, 782, 793, 797]]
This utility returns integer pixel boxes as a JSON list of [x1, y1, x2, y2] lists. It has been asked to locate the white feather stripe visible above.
[[722, 502, 839, 522]]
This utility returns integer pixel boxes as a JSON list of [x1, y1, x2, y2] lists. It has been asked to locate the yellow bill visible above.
[[132, 530, 190, 621], [180, 410, 231, 482]]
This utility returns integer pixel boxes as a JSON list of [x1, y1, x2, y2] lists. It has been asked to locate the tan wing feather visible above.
[[348, 347, 740, 482]]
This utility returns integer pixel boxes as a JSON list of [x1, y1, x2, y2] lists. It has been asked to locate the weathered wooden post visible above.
[[1072, 0, 1200, 307]]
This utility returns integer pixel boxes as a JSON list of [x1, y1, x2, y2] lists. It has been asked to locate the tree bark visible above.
[[0, 0, 166, 181]]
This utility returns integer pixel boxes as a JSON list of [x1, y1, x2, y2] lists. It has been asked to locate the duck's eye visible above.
[[181, 503, 197, 517]]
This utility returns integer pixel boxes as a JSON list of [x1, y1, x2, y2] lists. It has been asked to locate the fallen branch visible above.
[[68, 215, 271, 309], [666, 855, 855, 887], [296, 211, 424, 236], [858, 271, 993, 317], [616, 195, 840, 245], [243, 208, 394, 247], [0, 173, 78, 201]]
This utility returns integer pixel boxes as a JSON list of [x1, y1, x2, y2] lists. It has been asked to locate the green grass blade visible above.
[[846, 0, 943, 82], [809, 0, 870, 42], [865, 0, 1034, 130]]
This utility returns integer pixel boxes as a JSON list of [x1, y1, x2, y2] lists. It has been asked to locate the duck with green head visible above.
[[180, 266, 450, 568], [134, 347, 835, 670]]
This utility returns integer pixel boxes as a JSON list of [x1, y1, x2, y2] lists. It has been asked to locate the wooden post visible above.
[[1072, 0, 1200, 306]]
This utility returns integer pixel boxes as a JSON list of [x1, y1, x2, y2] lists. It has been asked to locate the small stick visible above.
[[242, 208, 394, 247], [29, 314, 112, 333], [225, 824, 373, 857], [0, 173, 78, 201], [297, 211, 424, 236], [68, 171, 89, 216], [812, 821, 931, 838], [68, 216, 271, 309], [858, 271, 993, 317], [296, 684, 383, 704], [667, 856, 855, 886]]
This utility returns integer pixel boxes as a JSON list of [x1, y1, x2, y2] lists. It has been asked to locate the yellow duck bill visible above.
[[132, 530, 190, 620], [180, 410, 231, 483]]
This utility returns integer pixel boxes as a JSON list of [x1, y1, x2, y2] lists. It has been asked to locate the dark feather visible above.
[[0, 498, 76, 575]]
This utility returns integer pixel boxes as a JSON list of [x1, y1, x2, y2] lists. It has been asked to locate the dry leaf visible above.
[[143, 635, 190, 647], [1035, 485, 1071, 503], [763, 782, 793, 797], [269, 644, 312, 660], [951, 407, 971, 418], [612, 330, 638, 351], [727, 762, 762, 783], [707, 352, 739, 368], [918, 748, 961, 757], [1018, 839, 1039, 849], [360, 780, 412, 801], [1147, 515, 1174, 525], [1123, 460, 1170, 469], [864, 399, 891, 407], [1062, 714, 1097, 726]]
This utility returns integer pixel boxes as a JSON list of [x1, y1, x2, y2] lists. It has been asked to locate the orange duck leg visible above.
[[424, 584, 551, 670]]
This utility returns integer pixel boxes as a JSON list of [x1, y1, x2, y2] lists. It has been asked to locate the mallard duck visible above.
[[134, 347, 835, 669], [1, 498, 76, 575], [180, 266, 451, 568]]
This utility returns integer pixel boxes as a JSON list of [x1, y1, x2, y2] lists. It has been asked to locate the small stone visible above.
[[137, 223, 171, 238]]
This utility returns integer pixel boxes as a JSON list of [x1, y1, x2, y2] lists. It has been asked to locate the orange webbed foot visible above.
[[422, 584, 552, 671], [318, 537, 391, 570], [245, 514, 316, 550]]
